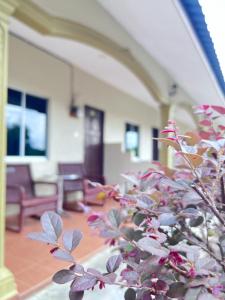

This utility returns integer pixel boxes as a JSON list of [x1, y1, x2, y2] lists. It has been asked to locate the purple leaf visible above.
[[121, 270, 139, 285], [52, 249, 75, 262], [137, 237, 169, 257], [102, 273, 116, 284], [160, 178, 186, 190], [69, 290, 84, 300], [53, 269, 75, 284], [86, 268, 102, 278], [27, 232, 57, 244], [63, 230, 83, 252], [159, 213, 177, 226], [100, 229, 120, 239], [70, 264, 84, 274], [71, 274, 97, 291], [41, 211, 63, 240], [198, 293, 217, 300], [106, 255, 123, 273]]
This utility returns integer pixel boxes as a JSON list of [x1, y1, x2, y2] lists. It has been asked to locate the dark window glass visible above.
[[6, 89, 48, 157], [125, 123, 139, 157], [25, 94, 48, 156], [152, 128, 159, 161], [6, 89, 22, 156]]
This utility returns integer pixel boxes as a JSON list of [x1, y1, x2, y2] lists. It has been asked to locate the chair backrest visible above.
[[6, 164, 34, 202], [58, 163, 85, 176], [58, 163, 85, 193]]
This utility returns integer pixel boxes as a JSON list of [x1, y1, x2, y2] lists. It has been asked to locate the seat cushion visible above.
[[22, 195, 57, 207]]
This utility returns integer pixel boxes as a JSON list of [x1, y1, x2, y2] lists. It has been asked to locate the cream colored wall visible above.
[[6, 35, 161, 215], [75, 67, 160, 161], [8, 35, 161, 169], [7, 35, 195, 215]]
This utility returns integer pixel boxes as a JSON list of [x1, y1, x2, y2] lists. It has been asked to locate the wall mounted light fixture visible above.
[[69, 66, 82, 118]]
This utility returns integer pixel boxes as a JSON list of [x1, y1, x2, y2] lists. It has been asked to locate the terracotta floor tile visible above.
[[5, 200, 118, 298]]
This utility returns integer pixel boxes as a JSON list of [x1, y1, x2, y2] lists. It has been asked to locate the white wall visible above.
[[7, 35, 194, 181], [7, 35, 162, 180]]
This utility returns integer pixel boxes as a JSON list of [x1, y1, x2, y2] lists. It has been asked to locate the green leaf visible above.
[[53, 269, 75, 284], [167, 282, 187, 298], [124, 288, 136, 300], [108, 209, 122, 228], [133, 213, 145, 226], [190, 216, 204, 227], [106, 255, 123, 273], [69, 290, 84, 300]]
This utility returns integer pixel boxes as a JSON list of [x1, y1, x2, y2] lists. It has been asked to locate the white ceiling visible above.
[[9, 18, 157, 107], [11, 0, 225, 106], [98, 0, 225, 105]]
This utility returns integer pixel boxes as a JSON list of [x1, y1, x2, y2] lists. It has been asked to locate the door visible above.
[[84, 106, 104, 183]]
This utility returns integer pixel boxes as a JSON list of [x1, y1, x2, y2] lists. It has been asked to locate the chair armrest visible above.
[[33, 181, 58, 193], [6, 184, 26, 201]]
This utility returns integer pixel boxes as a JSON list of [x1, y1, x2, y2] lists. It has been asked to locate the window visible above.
[[7, 88, 48, 157], [152, 127, 159, 161], [125, 123, 139, 157]]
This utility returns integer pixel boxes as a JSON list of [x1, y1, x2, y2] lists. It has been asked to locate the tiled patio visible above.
[[5, 199, 118, 298]]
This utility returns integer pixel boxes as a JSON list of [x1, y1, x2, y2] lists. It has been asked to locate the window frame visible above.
[[152, 127, 159, 161], [6, 86, 49, 162], [125, 122, 140, 158]]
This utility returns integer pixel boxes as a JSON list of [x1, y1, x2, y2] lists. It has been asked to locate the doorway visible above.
[[84, 106, 104, 183]]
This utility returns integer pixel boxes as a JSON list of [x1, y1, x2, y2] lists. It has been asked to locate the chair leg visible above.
[[18, 209, 24, 233]]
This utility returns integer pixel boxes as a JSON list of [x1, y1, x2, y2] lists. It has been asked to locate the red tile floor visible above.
[[5, 200, 118, 299]]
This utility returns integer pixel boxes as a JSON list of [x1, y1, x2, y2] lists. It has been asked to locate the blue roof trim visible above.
[[179, 0, 225, 95]]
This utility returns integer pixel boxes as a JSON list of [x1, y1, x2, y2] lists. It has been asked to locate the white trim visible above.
[[6, 86, 49, 159], [5, 156, 48, 163]]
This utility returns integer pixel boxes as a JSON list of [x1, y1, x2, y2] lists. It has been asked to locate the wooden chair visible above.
[[83, 175, 106, 206], [58, 163, 106, 209], [6, 164, 58, 232], [58, 163, 85, 212]]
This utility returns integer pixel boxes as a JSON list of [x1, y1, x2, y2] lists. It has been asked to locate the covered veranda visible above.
[[0, 0, 225, 299]]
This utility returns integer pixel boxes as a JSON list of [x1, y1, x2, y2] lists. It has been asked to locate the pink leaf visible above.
[[199, 119, 212, 126], [219, 125, 225, 131], [211, 105, 225, 114], [160, 129, 175, 134]]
